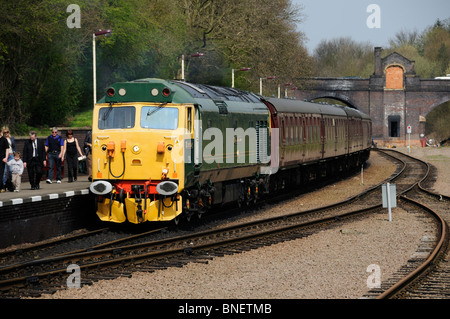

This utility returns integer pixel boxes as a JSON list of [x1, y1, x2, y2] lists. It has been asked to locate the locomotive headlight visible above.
[[90, 180, 113, 195]]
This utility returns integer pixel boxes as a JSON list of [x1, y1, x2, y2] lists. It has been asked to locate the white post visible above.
[[92, 33, 96, 106], [361, 165, 364, 185], [277, 84, 281, 98], [181, 54, 185, 81], [259, 78, 263, 95], [408, 132, 411, 153], [387, 182, 392, 222], [232, 69, 235, 88], [407, 125, 412, 153]]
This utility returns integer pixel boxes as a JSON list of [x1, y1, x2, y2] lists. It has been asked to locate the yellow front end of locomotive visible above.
[[96, 195, 182, 223], [91, 101, 193, 223]]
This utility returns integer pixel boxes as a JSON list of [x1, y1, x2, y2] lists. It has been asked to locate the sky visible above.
[[292, 0, 450, 54]]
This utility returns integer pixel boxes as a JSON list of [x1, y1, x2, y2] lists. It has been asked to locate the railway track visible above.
[[363, 149, 449, 299], [0, 149, 448, 298]]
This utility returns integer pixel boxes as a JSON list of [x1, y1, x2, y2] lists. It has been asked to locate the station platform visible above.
[[0, 177, 98, 249], [0, 178, 91, 208]]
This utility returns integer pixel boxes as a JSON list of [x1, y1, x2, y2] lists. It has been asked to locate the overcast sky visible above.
[[292, 0, 450, 54]]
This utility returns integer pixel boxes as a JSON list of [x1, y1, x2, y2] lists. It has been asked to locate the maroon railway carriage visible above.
[[262, 98, 371, 189]]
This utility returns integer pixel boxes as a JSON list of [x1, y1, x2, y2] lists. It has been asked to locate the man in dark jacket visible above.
[[0, 132, 9, 192], [23, 131, 46, 190]]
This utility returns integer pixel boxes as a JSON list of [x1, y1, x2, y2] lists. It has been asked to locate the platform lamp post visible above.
[[93, 29, 112, 106], [232, 67, 251, 88], [259, 76, 276, 96], [181, 52, 205, 81]]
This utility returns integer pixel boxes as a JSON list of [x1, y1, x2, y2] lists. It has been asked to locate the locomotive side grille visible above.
[[214, 100, 228, 115], [256, 120, 268, 163]]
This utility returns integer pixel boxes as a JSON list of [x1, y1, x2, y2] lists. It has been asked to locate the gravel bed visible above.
[[35, 150, 444, 299], [394, 146, 450, 196]]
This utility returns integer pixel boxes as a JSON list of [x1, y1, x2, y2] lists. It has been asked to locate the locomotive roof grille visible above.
[[173, 81, 261, 103]]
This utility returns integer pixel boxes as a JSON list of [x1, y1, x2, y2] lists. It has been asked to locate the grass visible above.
[[66, 109, 93, 128], [425, 154, 448, 161], [13, 109, 93, 137]]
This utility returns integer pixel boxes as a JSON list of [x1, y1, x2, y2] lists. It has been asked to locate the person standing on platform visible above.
[[45, 127, 64, 184], [0, 132, 9, 192], [2, 126, 16, 190], [61, 130, 83, 183], [23, 131, 46, 190], [7, 152, 24, 192]]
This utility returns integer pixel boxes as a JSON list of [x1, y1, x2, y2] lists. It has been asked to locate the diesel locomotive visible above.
[[89, 78, 371, 224]]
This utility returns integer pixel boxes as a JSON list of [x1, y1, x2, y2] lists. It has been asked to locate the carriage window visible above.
[[98, 106, 135, 129], [141, 106, 178, 130]]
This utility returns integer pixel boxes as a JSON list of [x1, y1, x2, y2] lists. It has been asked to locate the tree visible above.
[[178, 0, 311, 89], [0, 0, 312, 130], [312, 37, 374, 77], [0, 0, 105, 129], [419, 18, 450, 76]]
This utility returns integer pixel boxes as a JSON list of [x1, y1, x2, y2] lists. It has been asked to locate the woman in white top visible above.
[[2, 126, 15, 190]]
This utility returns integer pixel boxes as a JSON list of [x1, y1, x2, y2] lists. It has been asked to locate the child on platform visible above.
[[7, 152, 24, 192]]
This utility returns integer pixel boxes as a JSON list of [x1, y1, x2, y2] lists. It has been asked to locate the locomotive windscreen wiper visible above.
[[146, 102, 168, 119], [103, 102, 114, 121]]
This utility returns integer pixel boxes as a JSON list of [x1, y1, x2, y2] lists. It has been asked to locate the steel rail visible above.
[[373, 148, 448, 299], [376, 195, 448, 299], [0, 203, 383, 293], [4, 148, 440, 298]]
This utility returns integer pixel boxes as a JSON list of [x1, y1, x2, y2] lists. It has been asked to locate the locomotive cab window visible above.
[[99, 106, 136, 129], [141, 106, 179, 130]]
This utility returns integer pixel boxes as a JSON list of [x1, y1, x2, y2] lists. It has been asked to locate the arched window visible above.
[[385, 65, 404, 90]]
